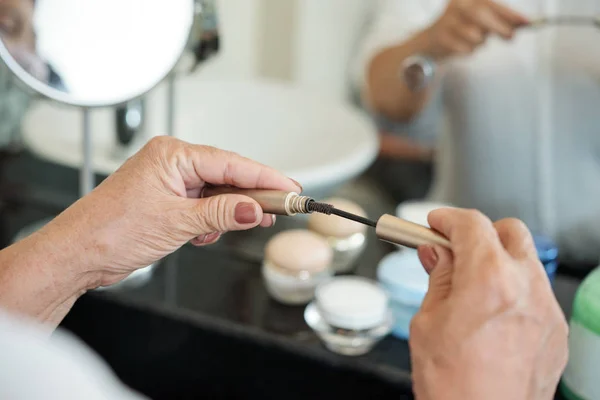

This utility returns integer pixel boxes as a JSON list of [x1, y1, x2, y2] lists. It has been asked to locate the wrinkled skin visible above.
[[412, 209, 569, 400], [45, 136, 299, 287], [0, 137, 300, 327]]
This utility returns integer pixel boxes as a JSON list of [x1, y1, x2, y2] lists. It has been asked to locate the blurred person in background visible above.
[[0, 0, 35, 147], [353, 0, 600, 264]]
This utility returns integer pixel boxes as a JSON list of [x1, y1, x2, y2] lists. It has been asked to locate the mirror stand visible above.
[[167, 74, 177, 137], [164, 73, 178, 305], [81, 108, 94, 197]]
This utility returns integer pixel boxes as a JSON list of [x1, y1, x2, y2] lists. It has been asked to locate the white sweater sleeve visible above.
[[0, 311, 145, 400], [350, 0, 447, 144]]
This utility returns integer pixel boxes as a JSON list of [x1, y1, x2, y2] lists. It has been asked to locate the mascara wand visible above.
[[200, 187, 450, 249], [307, 200, 449, 249], [305, 200, 377, 228]]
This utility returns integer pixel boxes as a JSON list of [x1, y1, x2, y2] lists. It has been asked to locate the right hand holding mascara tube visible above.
[[200, 186, 567, 398], [411, 208, 567, 400]]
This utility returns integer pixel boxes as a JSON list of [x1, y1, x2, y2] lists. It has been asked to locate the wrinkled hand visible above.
[[411, 209, 568, 400], [424, 0, 529, 59], [50, 136, 300, 287]]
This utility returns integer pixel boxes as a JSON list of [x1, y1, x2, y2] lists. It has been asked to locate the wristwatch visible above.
[[402, 55, 436, 92]]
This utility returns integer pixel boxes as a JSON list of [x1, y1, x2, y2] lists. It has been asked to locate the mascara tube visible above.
[[375, 214, 451, 249], [201, 187, 314, 216], [201, 187, 451, 249]]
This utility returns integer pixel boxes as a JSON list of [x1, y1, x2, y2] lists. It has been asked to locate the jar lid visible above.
[[533, 234, 558, 263], [264, 229, 333, 273], [308, 198, 368, 238], [395, 201, 450, 227], [377, 250, 429, 306], [315, 276, 389, 331]]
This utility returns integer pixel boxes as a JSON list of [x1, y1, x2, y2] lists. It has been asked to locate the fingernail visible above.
[[271, 214, 277, 227], [419, 245, 439, 273], [198, 232, 221, 243], [192, 232, 221, 246], [235, 202, 258, 224], [290, 178, 303, 193], [202, 232, 221, 243]]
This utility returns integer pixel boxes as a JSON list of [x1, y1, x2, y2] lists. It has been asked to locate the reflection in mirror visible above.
[[1, 0, 196, 290], [188, 0, 219, 73], [0, 0, 195, 107]]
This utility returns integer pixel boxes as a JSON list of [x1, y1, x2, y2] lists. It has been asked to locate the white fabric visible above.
[[353, 0, 600, 263], [0, 311, 144, 399]]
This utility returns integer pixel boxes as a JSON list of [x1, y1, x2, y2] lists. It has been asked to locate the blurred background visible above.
[[1, 0, 599, 399]]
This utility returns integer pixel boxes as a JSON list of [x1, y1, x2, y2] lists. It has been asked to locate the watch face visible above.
[[403, 62, 426, 92]]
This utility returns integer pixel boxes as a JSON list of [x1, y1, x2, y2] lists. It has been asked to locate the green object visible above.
[[571, 268, 600, 336], [561, 267, 600, 400]]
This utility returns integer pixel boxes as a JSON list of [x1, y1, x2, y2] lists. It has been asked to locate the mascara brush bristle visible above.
[[306, 200, 334, 215], [307, 200, 378, 228]]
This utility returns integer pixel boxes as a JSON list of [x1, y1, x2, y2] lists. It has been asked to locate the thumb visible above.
[[418, 245, 454, 311], [187, 194, 264, 234]]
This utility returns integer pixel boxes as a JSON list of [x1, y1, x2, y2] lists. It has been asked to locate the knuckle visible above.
[[463, 209, 491, 227], [500, 217, 529, 234], [486, 271, 520, 310], [178, 204, 207, 236], [144, 136, 186, 166], [202, 144, 239, 159], [198, 144, 220, 157], [222, 160, 235, 186], [478, 252, 521, 307], [146, 135, 172, 151], [487, 283, 520, 312], [496, 282, 520, 308], [202, 195, 230, 232]]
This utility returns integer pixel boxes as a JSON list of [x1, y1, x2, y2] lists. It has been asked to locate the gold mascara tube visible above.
[[201, 187, 451, 249]]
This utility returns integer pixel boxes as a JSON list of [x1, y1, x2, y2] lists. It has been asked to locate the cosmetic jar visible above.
[[561, 266, 600, 400], [533, 234, 558, 284], [307, 198, 367, 273], [304, 276, 393, 356], [263, 229, 333, 305], [395, 201, 449, 248], [377, 250, 429, 340]]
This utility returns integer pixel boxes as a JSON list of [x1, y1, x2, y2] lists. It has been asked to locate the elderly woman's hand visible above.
[[45, 136, 301, 288], [411, 209, 568, 400]]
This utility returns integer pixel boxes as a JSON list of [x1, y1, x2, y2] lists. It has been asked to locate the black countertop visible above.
[[0, 150, 587, 399]]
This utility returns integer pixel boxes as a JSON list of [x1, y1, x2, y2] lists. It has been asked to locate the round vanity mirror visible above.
[[0, 0, 195, 107], [1, 0, 196, 291]]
